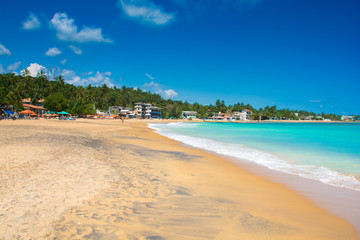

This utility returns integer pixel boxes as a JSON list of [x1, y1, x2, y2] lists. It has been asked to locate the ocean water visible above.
[[149, 122, 360, 191]]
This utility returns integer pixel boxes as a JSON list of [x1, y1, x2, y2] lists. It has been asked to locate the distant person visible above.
[[0, 109, 5, 120], [121, 117, 124, 124]]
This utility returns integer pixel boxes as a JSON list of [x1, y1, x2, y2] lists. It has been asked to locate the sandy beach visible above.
[[0, 119, 358, 239]]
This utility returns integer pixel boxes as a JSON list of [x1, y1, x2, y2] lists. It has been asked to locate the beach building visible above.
[[150, 106, 162, 118], [233, 111, 248, 121], [182, 111, 197, 119], [128, 110, 138, 119], [341, 115, 355, 121], [134, 103, 162, 119], [108, 106, 132, 118], [242, 109, 252, 120], [208, 112, 230, 121], [120, 108, 132, 118], [22, 98, 47, 117]]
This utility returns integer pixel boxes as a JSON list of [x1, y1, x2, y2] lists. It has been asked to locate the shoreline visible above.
[[150, 120, 360, 236], [0, 119, 358, 239]]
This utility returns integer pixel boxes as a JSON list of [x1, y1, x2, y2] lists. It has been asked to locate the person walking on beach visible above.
[[0, 109, 5, 120], [121, 117, 124, 124]]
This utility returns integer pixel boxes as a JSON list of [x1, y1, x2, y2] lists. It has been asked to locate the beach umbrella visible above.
[[57, 111, 69, 115], [5, 110, 14, 114], [19, 110, 36, 116]]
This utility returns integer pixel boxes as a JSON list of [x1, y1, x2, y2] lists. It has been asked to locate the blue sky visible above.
[[0, 0, 359, 114]]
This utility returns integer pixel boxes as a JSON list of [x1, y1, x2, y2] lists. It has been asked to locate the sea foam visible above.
[[149, 122, 360, 192]]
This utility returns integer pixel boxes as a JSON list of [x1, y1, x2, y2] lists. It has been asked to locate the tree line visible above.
[[0, 72, 350, 120]]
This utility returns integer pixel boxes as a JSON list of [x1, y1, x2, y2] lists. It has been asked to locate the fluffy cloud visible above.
[[0, 62, 22, 74], [118, 0, 174, 25], [49, 13, 112, 43], [164, 89, 178, 98], [22, 13, 41, 30], [143, 80, 159, 88], [143, 80, 178, 99], [21, 63, 46, 77], [61, 69, 114, 87], [69, 45, 82, 55], [60, 59, 67, 65], [83, 71, 94, 76], [45, 47, 62, 56], [6, 61, 22, 72], [0, 43, 11, 55]]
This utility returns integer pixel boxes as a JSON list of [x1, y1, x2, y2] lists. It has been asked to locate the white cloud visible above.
[[21, 63, 46, 77], [309, 100, 322, 103], [143, 80, 159, 88], [22, 13, 41, 30], [6, 61, 22, 72], [45, 47, 62, 56], [82, 71, 94, 76], [49, 13, 112, 43], [0, 43, 11, 55], [0, 62, 21, 74], [69, 45, 82, 55], [142, 80, 178, 99], [61, 69, 115, 87], [145, 73, 155, 80], [60, 59, 67, 65], [60, 69, 80, 83], [164, 89, 178, 98], [118, 0, 174, 25]]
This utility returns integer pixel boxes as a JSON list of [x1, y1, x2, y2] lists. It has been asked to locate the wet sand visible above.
[[0, 119, 358, 239]]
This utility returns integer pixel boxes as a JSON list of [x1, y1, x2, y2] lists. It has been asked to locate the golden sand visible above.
[[0, 119, 357, 239]]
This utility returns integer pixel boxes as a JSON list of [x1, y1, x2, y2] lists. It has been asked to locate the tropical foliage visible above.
[[0, 73, 347, 120]]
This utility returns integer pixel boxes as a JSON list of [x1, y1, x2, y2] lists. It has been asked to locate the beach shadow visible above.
[[238, 213, 296, 234], [113, 135, 149, 141], [117, 144, 201, 162]]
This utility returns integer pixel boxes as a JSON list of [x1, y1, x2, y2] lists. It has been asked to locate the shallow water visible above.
[[149, 122, 360, 191]]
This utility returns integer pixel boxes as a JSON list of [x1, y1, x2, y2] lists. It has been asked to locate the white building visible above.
[[108, 106, 132, 118], [233, 111, 247, 121], [134, 103, 162, 118], [242, 109, 252, 120], [182, 111, 197, 119], [341, 115, 355, 121]]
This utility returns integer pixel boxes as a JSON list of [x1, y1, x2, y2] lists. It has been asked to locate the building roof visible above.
[[22, 98, 44, 103], [242, 109, 253, 113], [23, 103, 47, 110]]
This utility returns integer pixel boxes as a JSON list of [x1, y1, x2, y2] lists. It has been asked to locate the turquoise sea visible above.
[[149, 122, 360, 191]]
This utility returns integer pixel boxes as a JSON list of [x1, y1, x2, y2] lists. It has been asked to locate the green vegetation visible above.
[[0, 73, 349, 120]]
